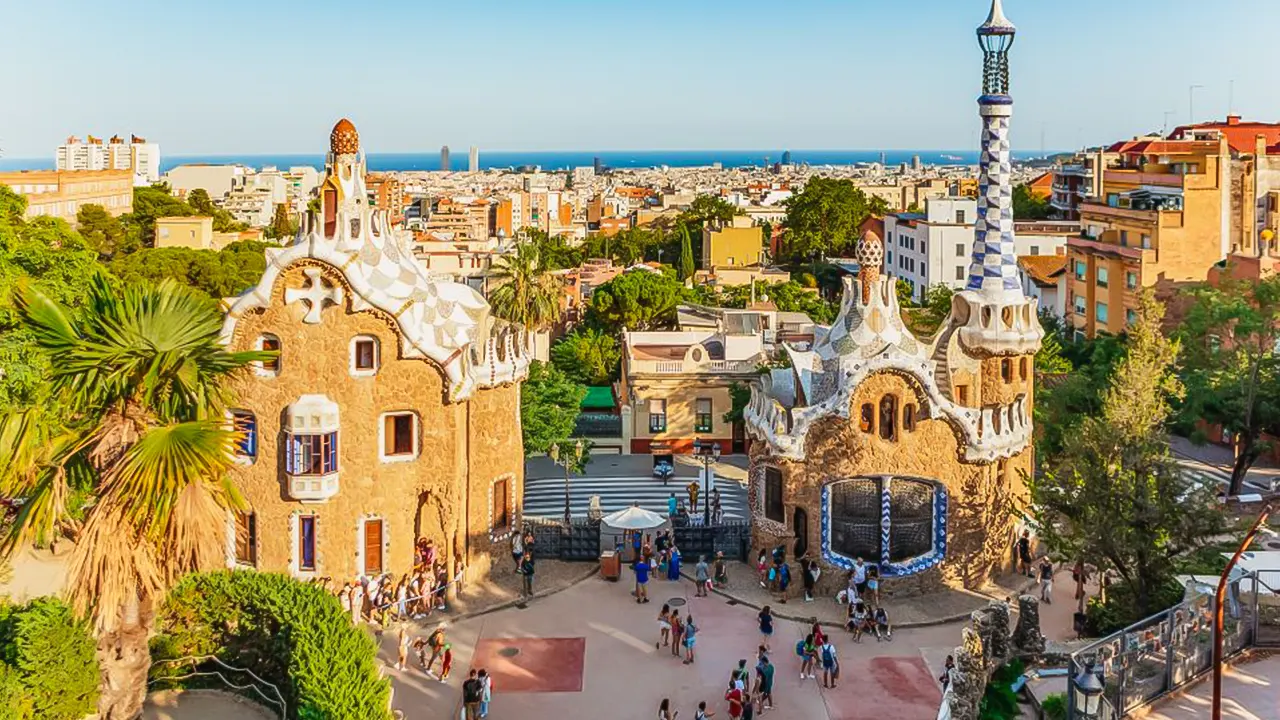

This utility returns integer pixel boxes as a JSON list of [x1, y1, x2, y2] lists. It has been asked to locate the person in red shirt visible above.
[[724, 679, 744, 720]]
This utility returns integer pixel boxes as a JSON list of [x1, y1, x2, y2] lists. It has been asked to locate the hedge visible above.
[[151, 571, 391, 720], [0, 597, 99, 720]]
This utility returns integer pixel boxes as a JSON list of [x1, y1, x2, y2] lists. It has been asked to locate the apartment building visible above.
[[222, 187, 275, 227], [885, 197, 1074, 302], [56, 134, 160, 186], [1067, 136, 1232, 337], [166, 164, 252, 199], [702, 217, 765, 268], [0, 168, 133, 222], [366, 173, 406, 226], [423, 197, 491, 241]]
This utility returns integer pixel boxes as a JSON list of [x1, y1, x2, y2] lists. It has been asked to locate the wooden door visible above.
[[364, 519, 383, 576]]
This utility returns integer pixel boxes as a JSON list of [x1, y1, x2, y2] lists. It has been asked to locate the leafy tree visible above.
[[1177, 273, 1280, 495], [1028, 294, 1224, 619], [902, 284, 955, 335], [1012, 183, 1052, 220], [120, 184, 195, 246], [488, 242, 562, 330], [151, 571, 392, 720], [680, 194, 739, 228], [780, 178, 889, 262], [521, 227, 581, 270], [107, 240, 269, 300], [896, 278, 917, 307], [550, 328, 621, 386], [678, 224, 695, 280], [76, 204, 138, 259], [712, 280, 840, 325], [0, 597, 99, 720], [0, 276, 267, 719], [520, 361, 586, 456], [1034, 332, 1125, 461], [587, 268, 684, 332], [1035, 326, 1073, 374], [723, 383, 752, 425], [266, 202, 298, 240], [186, 188, 216, 215]]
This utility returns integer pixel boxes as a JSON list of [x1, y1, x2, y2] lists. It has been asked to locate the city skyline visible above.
[[2, 0, 1278, 158]]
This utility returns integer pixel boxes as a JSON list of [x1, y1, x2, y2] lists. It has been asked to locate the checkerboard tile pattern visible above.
[[967, 112, 1021, 295]]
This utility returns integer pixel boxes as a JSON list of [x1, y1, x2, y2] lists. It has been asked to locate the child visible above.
[[756, 549, 769, 587], [396, 625, 410, 671], [694, 700, 716, 720], [725, 679, 744, 720], [850, 601, 870, 642], [478, 668, 492, 718], [439, 642, 454, 683]]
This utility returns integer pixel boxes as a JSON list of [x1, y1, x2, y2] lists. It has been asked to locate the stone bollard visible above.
[[1012, 594, 1046, 654], [947, 627, 989, 720], [986, 600, 1011, 662]]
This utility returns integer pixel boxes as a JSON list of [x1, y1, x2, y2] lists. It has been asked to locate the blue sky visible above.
[[2, 0, 1276, 157]]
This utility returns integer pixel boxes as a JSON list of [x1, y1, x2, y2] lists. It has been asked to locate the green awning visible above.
[[581, 386, 616, 410]]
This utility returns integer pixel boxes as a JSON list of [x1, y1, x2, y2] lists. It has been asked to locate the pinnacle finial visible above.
[[979, 0, 1016, 35]]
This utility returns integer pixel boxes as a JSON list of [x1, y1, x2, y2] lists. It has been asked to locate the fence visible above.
[[520, 517, 752, 563], [1067, 569, 1280, 718]]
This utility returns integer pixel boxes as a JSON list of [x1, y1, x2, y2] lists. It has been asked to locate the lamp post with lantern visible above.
[[1070, 660, 1104, 720], [548, 439, 585, 528], [692, 438, 721, 526]]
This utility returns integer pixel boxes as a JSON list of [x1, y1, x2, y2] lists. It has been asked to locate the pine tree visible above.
[[678, 224, 695, 281]]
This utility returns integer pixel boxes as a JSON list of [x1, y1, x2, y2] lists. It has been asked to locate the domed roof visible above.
[[330, 118, 359, 155]]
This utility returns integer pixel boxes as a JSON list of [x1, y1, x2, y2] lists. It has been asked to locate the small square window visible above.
[[649, 399, 667, 433], [956, 243, 965, 257], [231, 410, 257, 460], [298, 515, 316, 572], [695, 398, 713, 433], [352, 337, 378, 374], [956, 266, 965, 281], [259, 335, 281, 374], [234, 510, 256, 566], [1030, 246, 1039, 255], [382, 412, 417, 459], [493, 477, 510, 532]]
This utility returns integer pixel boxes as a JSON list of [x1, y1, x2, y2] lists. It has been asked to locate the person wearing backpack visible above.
[[820, 638, 839, 689]]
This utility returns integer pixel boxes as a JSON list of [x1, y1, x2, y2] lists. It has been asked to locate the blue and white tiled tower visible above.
[[967, 0, 1019, 297], [955, 0, 1043, 356]]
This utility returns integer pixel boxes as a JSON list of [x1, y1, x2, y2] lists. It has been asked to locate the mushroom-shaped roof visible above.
[[978, 0, 1016, 35], [330, 118, 359, 155], [855, 229, 884, 268]]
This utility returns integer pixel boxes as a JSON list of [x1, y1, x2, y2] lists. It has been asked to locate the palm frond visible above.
[[0, 409, 89, 555], [66, 502, 164, 631]]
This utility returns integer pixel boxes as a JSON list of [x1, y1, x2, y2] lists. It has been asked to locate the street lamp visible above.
[[692, 439, 721, 526], [1212, 502, 1273, 720], [1070, 660, 1104, 719], [548, 439, 585, 527]]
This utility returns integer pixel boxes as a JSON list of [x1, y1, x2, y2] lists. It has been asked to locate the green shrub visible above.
[[978, 658, 1025, 720], [1041, 693, 1067, 720], [0, 597, 99, 720], [1084, 581, 1184, 636], [151, 571, 391, 720]]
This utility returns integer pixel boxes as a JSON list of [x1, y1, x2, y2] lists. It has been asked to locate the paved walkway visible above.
[[1169, 435, 1280, 495], [382, 574, 959, 720], [141, 690, 276, 720], [1139, 652, 1280, 720]]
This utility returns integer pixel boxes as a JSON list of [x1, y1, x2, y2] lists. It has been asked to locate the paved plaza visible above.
[[381, 573, 957, 720]]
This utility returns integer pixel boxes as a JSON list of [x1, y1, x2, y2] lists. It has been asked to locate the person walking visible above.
[[695, 555, 710, 597], [478, 669, 492, 718], [1039, 557, 1054, 604], [396, 624, 410, 671], [714, 551, 728, 588], [423, 623, 447, 677], [757, 605, 774, 649], [519, 551, 535, 597], [657, 603, 672, 648], [658, 698, 678, 720], [776, 561, 790, 603], [462, 669, 483, 719], [820, 637, 839, 688], [694, 700, 715, 720], [801, 555, 817, 602], [725, 678, 744, 720], [731, 658, 750, 690], [683, 615, 698, 664], [667, 544, 682, 582], [1016, 529, 1033, 577], [797, 633, 816, 680], [668, 493, 678, 518], [754, 654, 775, 714], [439, 642, 454, 683]]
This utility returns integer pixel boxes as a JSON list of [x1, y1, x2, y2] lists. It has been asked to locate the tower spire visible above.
[[966, 0, 1021, 299]]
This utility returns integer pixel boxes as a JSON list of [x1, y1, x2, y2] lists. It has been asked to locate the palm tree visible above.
[[488, 241, 563, 330], [0, 274, 266, 719]]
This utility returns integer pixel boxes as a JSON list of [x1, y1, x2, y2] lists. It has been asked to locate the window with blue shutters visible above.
[[285, 432, 339, 475], [231, 410, 257, 460]]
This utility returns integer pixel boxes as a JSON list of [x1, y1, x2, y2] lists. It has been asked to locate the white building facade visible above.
[[56, 135, 160, 186]]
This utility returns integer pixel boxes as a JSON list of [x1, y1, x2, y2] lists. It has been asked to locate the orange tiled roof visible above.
[[1018, 255, 1067, 287]]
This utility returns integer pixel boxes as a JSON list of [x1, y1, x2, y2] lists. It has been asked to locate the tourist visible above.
[[423, 624, 447, 677], [1039, 557, 1054, 604], [687, 480, 699, 514], [820, 636, 839, 689], [350, 581, 365, 624], [873, 605, 893, 641], [731, 658, 749, 690], [741, 689, 755, 720], [714, 551, 728, 588], [522, 529, 535, 558], [694, 700, 715, 720], [478, 669, 492, 718], [396, 624, 410, 671], [939, 655, 955, 689], [796, 633, 816, 680], [725, 678, 744, 720], [339, 582, 353, 619], [850, 601, 870, 642], [695, 555, 710, 596], [511, 531, 524, 570], [658, 698, 678, 720], [519, 551, 535, 597], [801, 555, 818, 602], [866, 564, 881, 606], [811, 622, 826, 648], [670, 609, 684, 657], [668, 544, 682, 581], [435, 562, 450, 610], [635, 554, 652, 604], [756, 549, 769, 587], [423, 538, 438, 571], [754, 655, 774, 713], [668, 493, 678, 518], [683, 615, 698, 664], [1072, 559, 1090, 613], [1016, 529, 1033, 577], [439, 642, 454, 683], [757, 605, 774, 648], [462, 669, 483, 719], [851, 557, 868, 598], [776, 561, 790, 603], [841, 570, 859, 606], [711, 488, 722, 525], [658, 603, 672, 648], [844, 600, 857, 633], [396, 575, 409, 619]]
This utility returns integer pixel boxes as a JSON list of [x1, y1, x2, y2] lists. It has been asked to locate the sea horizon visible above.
[[0, 148, 1056, 174]]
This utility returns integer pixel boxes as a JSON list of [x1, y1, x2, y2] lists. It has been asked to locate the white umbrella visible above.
[[601, 504, 667, 531]]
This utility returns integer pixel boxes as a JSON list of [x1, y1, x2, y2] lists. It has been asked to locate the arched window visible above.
[[859, 403, 874, 433], [793, 508, 809, 558], [903, 403, 917, 432], [824, 476, 946, 575], [1000, 358, 1013, 382], [257, 334, 281, 376], [1019, 357, 1029, 380], [829, 478, 881, 561], [350, 335, 380, 376], [878, 396, 897, 441]]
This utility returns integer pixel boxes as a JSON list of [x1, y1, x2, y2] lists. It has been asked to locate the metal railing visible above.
[[1067, 569, 1279, 718]]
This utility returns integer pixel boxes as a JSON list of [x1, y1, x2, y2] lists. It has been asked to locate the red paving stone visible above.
[[820, 656, 941, 720], [469, 637, 586, 693]]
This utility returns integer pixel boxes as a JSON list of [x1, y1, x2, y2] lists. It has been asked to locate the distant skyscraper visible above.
[[440, 145, 450, 171], [593, 156, 602, 174], [468, 146, 479, 172], [781, 150, 792, 165], [880, 151, 887, 167], [912, 154, 923, 171]]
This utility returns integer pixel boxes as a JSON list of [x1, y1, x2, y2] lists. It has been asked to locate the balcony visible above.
[[1058, 164, 1090, 178], [1103, 169, 1184, 188], [288, 473, 340, 503], [1050, 196, 1074, 212], [1079, 202, 1159, 224], [629, 357, 762, 375]]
